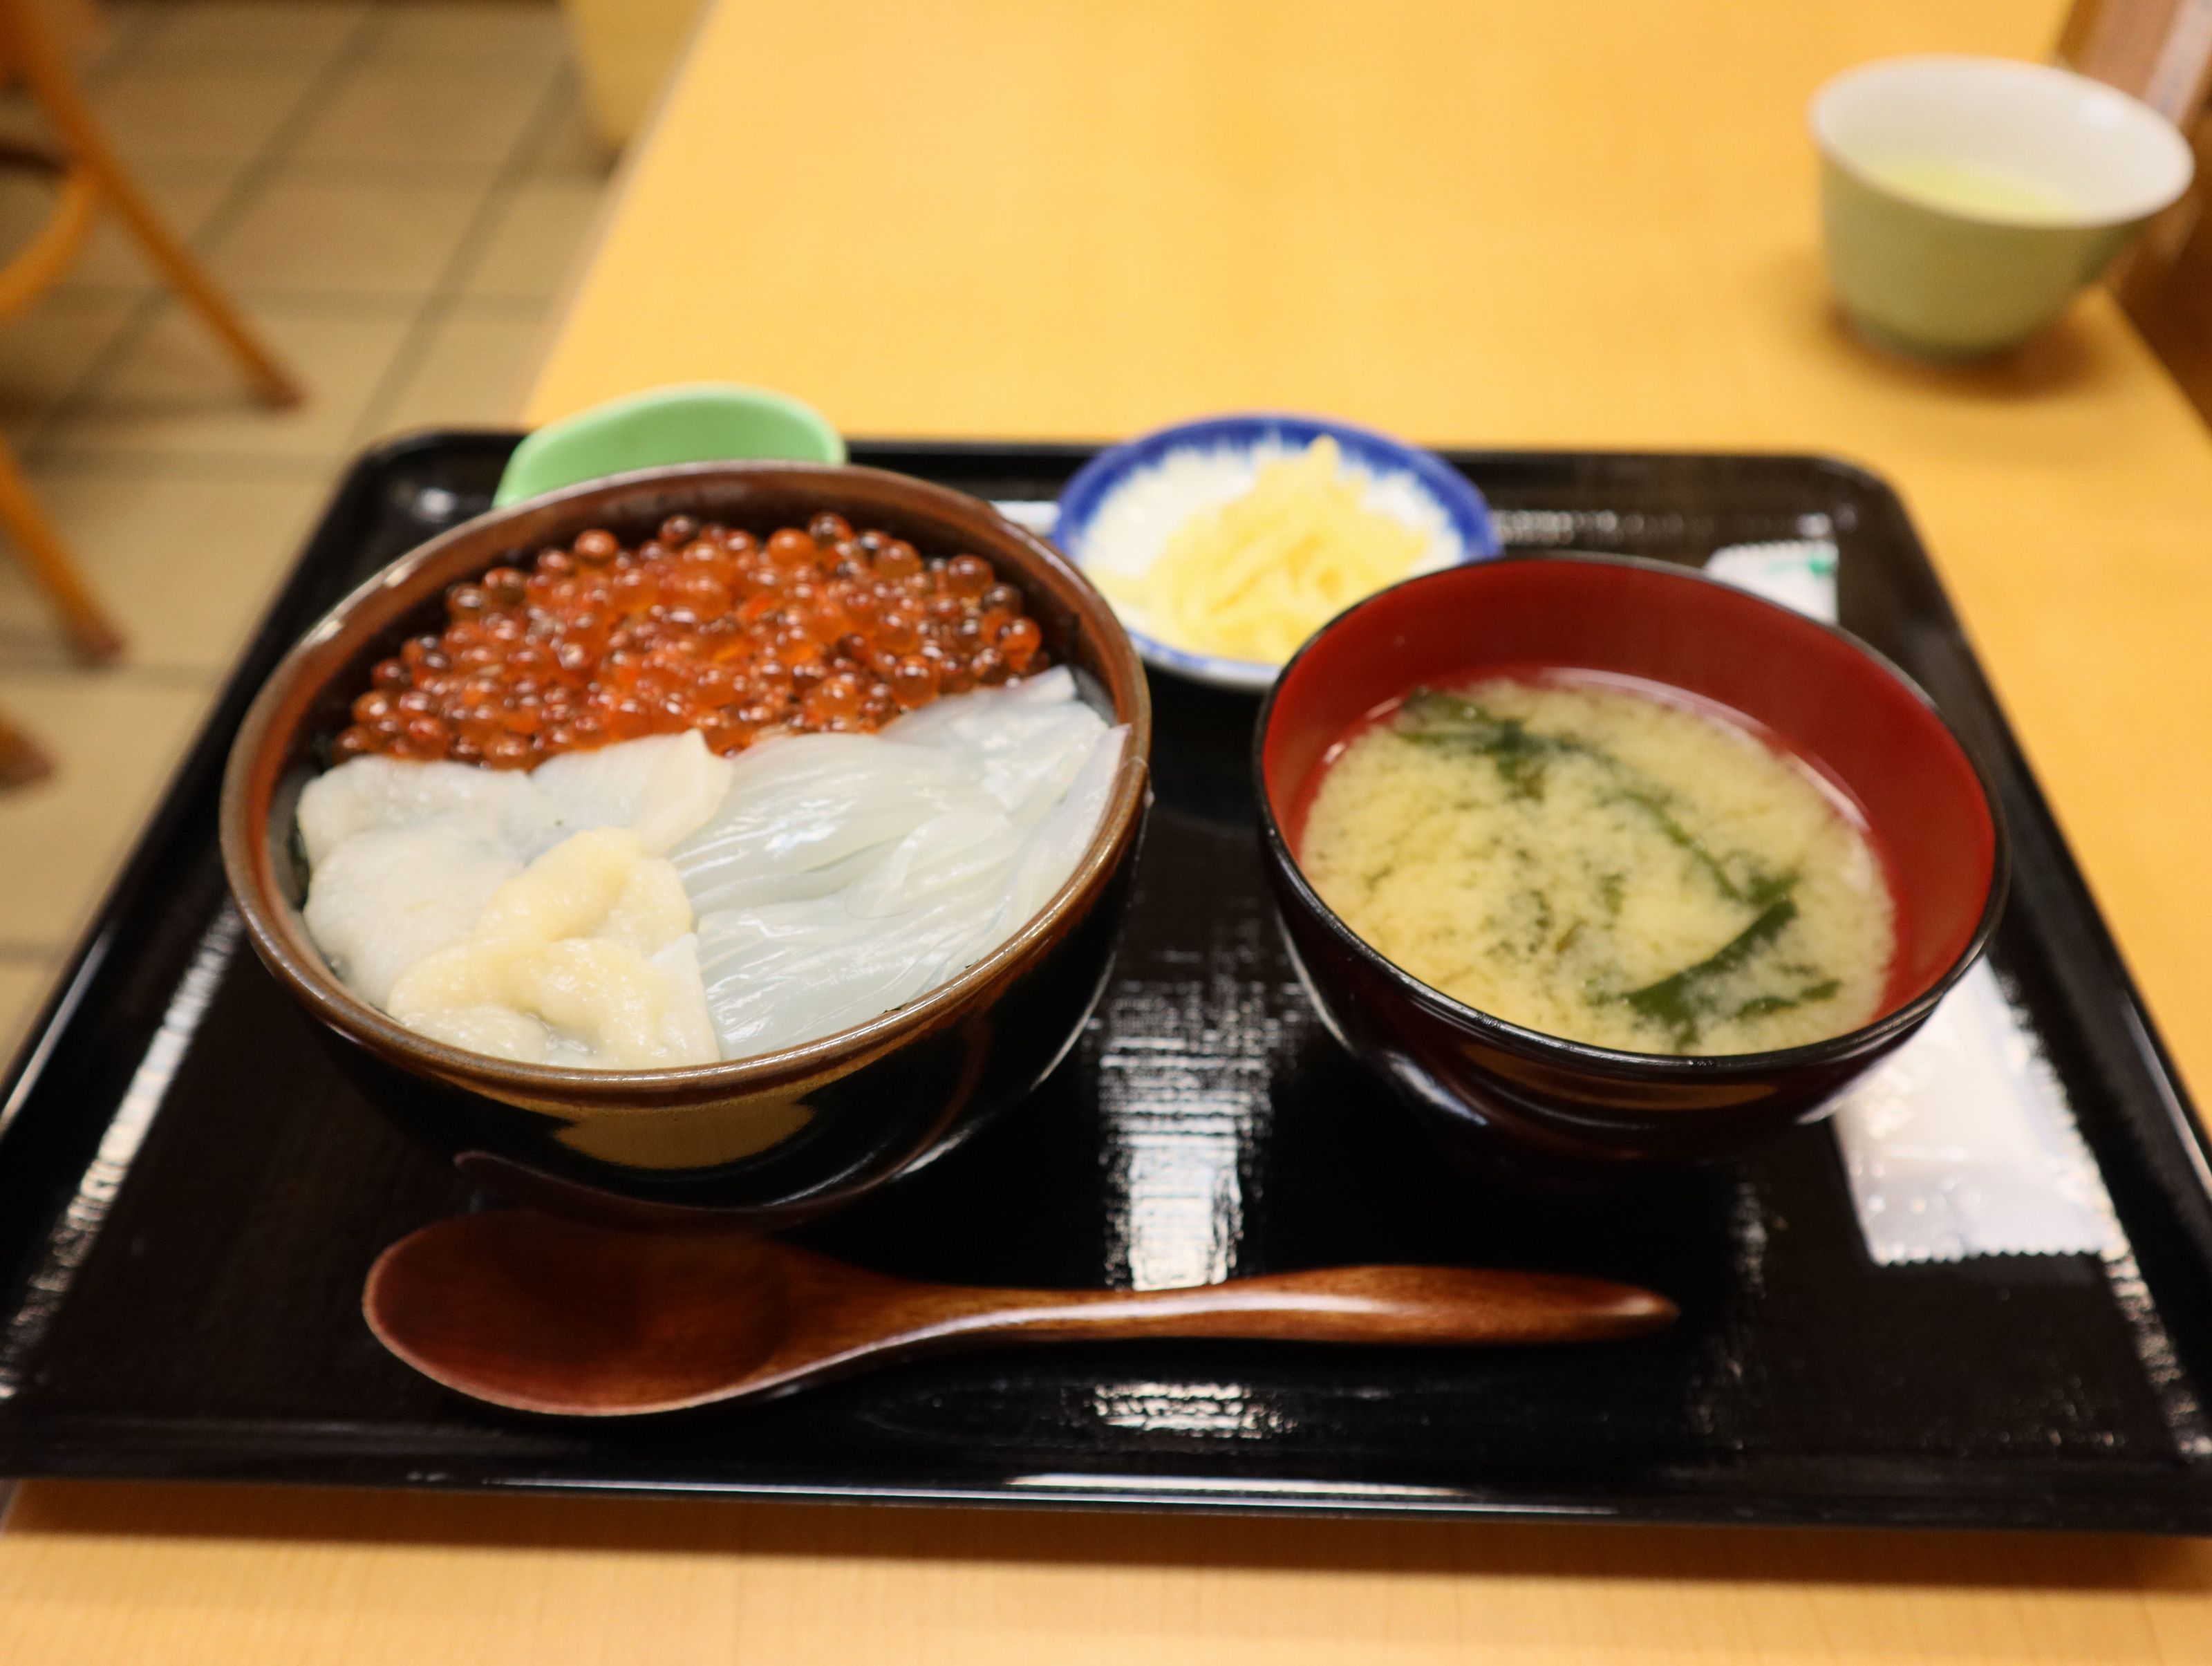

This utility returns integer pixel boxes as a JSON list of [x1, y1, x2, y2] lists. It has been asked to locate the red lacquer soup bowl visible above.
[[1253, 554, 2007, 1166]]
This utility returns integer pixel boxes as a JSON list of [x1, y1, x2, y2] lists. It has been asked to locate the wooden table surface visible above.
[[9, 0, 2212, 1658]]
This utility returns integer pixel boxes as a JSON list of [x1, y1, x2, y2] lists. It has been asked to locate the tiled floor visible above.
[[0, 0, 613, 1056]]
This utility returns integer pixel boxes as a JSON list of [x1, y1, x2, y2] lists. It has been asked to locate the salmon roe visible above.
[[331, 513, 1050, 768]]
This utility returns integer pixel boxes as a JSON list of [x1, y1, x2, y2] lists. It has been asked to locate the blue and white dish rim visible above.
[[1051, 411, 1502, 692]]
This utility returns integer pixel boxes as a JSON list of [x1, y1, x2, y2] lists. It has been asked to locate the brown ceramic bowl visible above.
[[222, 462, 1151, 1226], [1255, 554, 2006, 1170]]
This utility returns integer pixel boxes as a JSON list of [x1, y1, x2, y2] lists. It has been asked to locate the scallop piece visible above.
[[509, 938, 718, 1069], [296, 755, 545, 868], [297, 733, 782, 1069], [631, 731, 735, 853], [399, 1000, 551, 1065], [390, 933, 717, 1070], [301, 811, 522, 1007], [597, 856, 696, 953], [530, 731, 733, 857], [475, 826, 646, 943]]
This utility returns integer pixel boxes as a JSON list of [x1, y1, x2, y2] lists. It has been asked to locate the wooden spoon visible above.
[[364, 1210, 1678, 1416]]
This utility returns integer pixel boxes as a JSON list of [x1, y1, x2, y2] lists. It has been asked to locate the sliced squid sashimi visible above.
[[841, 803, 1027, 919], [883, 675, 1103, 822], [666, 843, 888, 913], [695, 893, 1002, 1056], [991, 724, 1130, 935], [669, 736, 979, 908], [971, 704, 1109, 823], [879, 666, 1074, 750]]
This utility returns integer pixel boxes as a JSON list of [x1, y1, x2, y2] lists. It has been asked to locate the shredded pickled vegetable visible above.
[[1097, 438, 1425, 662]]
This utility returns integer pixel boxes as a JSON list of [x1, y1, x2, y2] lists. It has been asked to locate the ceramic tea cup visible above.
[[1810, 55, 2193, 357]]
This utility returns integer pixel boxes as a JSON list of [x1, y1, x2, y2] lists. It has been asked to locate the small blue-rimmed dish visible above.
[[1055, 413, 1501, 692]]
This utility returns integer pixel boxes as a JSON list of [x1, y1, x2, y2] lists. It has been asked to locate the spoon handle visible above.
[[897, 1264, 1675, 1349]]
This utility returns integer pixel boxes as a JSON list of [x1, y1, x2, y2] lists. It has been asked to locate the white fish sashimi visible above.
[[302, 812, 521, 1007], [296, 756, 545, 868]]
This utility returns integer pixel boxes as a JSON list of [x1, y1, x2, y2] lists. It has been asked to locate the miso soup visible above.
[[1296, 676, 1896, 1056]]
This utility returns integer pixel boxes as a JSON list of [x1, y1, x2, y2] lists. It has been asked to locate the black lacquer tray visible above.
[[3, 436, 2211, 1533]]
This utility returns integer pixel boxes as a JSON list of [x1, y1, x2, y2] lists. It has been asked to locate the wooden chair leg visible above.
[[0, 707, 53, 789], [0, 433, 122, 663], [0, 0, 303, 409]]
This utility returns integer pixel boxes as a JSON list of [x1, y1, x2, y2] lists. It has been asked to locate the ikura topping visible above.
[[332, 513, 1050, 768]]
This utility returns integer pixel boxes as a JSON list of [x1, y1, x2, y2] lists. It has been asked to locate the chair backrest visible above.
[[0, 0, 101, 92]]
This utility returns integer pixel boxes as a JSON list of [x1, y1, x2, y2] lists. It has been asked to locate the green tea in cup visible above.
[[1861, 156, 2084, 223]]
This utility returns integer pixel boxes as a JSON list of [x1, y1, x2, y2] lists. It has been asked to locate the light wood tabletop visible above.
[[9, 0, 2212, 1659]]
